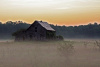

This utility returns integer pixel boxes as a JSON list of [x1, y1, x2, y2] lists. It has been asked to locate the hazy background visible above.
[[0, 21, 100, 39], [0, 0, 100, 25]]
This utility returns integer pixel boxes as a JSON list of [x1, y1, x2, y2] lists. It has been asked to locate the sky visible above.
[[0, 0, 100, 25]]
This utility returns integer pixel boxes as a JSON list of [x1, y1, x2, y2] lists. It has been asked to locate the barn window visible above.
[[35, 27, 37, 29], [35, 30, 37, 32], [35, 27, 37, 32]]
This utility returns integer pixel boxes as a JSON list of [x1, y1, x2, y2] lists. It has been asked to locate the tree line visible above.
[[0, 21, 100, 39], [51, 22, 100, 38], [0, 21, 30, 39]]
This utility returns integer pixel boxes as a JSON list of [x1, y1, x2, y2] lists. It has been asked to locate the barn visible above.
[[14, 20, 56, 41]]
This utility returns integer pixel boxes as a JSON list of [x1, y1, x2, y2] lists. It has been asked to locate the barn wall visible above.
[[26, 22, 46, 40]]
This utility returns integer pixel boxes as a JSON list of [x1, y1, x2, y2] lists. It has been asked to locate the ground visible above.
[[0, 39, 100, 67]]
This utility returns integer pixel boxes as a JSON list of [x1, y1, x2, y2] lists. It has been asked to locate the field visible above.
[[0, 39, 100, 67]]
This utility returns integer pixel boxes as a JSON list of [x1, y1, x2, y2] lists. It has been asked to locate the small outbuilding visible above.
[[14, 20, 56, 41]]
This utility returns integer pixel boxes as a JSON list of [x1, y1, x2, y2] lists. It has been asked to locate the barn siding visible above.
[[25, 22, 47, 40], [15, 20, 56, 41]]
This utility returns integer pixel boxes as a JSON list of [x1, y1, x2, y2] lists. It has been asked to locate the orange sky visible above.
[[0, 0, 100, 26]]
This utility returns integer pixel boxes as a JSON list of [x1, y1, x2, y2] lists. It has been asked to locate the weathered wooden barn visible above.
[[15, 20, 56, 41]]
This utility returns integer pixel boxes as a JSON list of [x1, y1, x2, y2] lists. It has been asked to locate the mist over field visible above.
[[0, 40, 100, 67]]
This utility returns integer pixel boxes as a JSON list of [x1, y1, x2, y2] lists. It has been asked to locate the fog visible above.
[[0, 40, 100, 67]]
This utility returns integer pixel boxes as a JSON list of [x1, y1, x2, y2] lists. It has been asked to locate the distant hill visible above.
[[0, 21, 100, 39]]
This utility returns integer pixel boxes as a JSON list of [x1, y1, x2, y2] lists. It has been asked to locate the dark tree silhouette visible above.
[[0, 21, 100, 39]]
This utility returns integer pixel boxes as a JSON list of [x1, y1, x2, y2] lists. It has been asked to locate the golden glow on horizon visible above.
[[0, 0, 100, 25]]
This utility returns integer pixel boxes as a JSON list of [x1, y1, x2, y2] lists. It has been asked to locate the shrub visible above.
[[56, 35, 64, 40], [12, 29, 26, 36]]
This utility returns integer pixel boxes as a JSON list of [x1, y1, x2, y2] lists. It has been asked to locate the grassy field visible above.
[[0, 39, 100, 67]]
